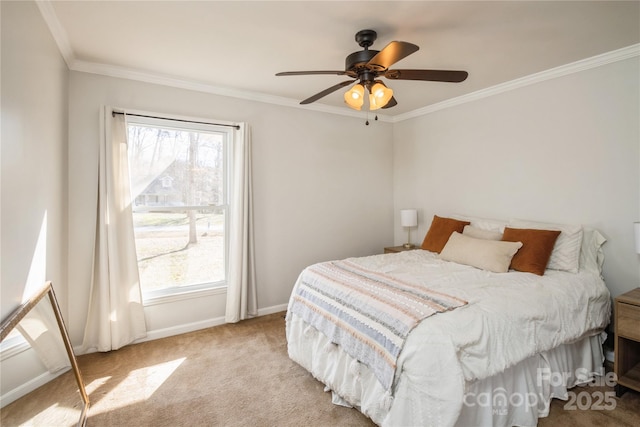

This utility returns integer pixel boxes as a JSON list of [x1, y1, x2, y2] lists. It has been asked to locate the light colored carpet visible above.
[[2, 312, 639, 426], [80, 313, 372, 427]]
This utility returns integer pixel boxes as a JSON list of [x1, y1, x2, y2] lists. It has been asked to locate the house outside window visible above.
[[127, 115, 231, 300], [160, 175, 174, 189]]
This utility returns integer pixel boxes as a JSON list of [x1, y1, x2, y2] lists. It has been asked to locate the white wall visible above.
[[1, 1, 69, 322], [67, 72, 394, 345], [1, 0, 69, 401], [393, 56, 640, 298]]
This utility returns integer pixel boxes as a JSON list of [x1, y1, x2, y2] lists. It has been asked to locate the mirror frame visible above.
[[1, 282, 90, 427]]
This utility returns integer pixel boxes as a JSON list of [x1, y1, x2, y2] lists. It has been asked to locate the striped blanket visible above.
[[288, 259, 468, 391]]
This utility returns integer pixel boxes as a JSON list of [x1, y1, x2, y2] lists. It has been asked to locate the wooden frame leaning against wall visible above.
[[0, 282, 90, 427]]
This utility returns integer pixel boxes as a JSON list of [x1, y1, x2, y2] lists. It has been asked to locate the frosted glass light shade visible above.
[[344, 84, 365, 110], [369, 82, 393, 110], [400, 209, 418, 227]]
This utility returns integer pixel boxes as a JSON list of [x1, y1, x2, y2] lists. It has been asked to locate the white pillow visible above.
[[452, 214, 507, 233], [508, 219, 583, 273], [580, 227, 606, 275], [463, 225, 503, 241], [439, 232, 523, 273]]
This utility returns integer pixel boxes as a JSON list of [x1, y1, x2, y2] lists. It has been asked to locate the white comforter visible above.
[[286, 250, 611, 426]]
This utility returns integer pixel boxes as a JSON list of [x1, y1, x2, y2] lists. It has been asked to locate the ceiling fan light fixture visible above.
[[368, 93, 381, 111], [344, 83, 365, 110], [276, 29, 468, 110], [369, 81, 393, 110]]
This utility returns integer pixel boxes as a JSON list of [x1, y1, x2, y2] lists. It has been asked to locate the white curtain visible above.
[[82, 107, 147, 352], [225, 123, 258, 323]]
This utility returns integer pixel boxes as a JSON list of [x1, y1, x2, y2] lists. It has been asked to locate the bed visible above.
[[285, 215, 611, 427]]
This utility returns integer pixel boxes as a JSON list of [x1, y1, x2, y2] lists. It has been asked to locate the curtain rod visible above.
[[112, 111, 240, 130]]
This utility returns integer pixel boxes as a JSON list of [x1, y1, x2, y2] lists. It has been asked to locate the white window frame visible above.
[[125, 113, 233, 303]]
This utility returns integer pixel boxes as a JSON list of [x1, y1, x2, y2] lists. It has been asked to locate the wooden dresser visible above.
[[614, 287, 640, 396]]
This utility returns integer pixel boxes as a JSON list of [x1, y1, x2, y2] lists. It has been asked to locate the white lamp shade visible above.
[[400, 209, 418, 227], [635, 222, 640, 254]]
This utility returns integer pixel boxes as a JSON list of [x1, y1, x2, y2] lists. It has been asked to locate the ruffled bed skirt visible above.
[[287, 312, 605, 427]]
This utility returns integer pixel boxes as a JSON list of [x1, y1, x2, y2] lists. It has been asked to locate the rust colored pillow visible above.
[[502, 227, 561, 275], [421, 215, 470, 253]]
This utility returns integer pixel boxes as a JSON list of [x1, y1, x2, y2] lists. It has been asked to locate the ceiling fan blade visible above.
[[381, 96, 397, 109], [384, 69, 468, 82], [367, 41, 419, 70], [276, 71, 349, 76], [300, 79, 356, 105]]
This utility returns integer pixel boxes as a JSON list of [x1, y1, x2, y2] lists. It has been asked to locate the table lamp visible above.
[[400, 209, 418, 249]]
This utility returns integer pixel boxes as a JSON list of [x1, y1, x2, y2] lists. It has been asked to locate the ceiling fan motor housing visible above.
[[345, 49, 380, 74]]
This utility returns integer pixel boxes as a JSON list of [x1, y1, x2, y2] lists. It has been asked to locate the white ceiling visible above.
[[42, 1, 640, 118]]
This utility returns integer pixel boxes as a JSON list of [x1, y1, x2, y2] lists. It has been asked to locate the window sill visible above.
[[143, 285, 227, 307]]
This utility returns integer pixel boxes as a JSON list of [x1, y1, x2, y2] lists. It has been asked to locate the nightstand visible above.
[[384, 246, 422, 254], [614, 287, 640, 397]]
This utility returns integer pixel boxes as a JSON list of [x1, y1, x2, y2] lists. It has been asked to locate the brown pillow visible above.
[[502, 227, 561, 275], [421, 215, 470, 253]]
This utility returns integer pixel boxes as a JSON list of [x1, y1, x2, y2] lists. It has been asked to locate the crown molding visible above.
[[35, 0, 392, 122], [63, 43, 640, 125], [70, 59, 394, 122], [393, 43, 640, 123], [36, 0, 637, 124], [35, 0, 74, 68]]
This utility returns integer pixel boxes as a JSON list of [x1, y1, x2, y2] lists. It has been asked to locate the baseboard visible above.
[[134, 316, 227, 344], [135, 303, 289, 343], [74, 302, 290, 354], [0, 368, 69, 408], [257, 303, 288, 317]]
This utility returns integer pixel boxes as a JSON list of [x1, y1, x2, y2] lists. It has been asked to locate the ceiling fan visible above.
[[276, 29, 468, 111]]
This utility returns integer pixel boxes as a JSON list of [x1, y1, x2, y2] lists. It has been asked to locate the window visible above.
[[127, 115, 231, 300]]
